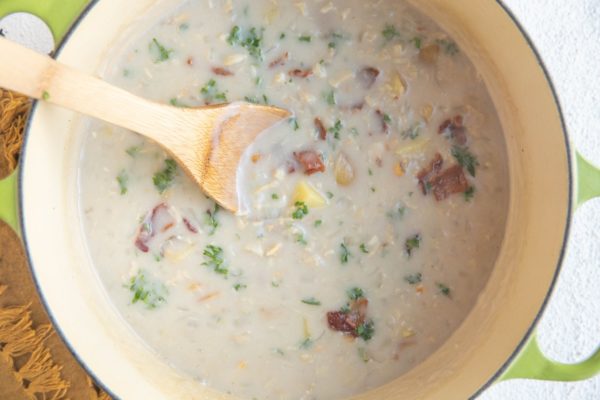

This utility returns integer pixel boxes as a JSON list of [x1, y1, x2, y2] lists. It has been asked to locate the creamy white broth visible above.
[[78, 1, 509, 399]]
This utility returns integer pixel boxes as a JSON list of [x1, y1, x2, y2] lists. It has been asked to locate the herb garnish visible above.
[[289, 117, 300, 131], [340, 242, 351, 264], [42, 90, 50, 101], [410, 36, 422, 49], [227, 25, 264, 60], [359, 243, 369, 254], [452, 146, 479, 177], [201, 79, 227, 103], [436, 39, 459, 55], [329, 119, 343, 139], [347, 287, 364, 301], [404, 272, 423, 285], [202, 245, 228, 276], [149, 38, 172, 63], [298, 35, 312, 42], [405, 234, 421, 256], [464, 186, 475, 201], [295, 233, 307, 245], [292, 201, 308, 219], [153, 158, 177, 193], [128, 270, 167, 309], [126, 146, 141, 157], [233, 283, 247, 291], [205, 203, 220, 235], [271, 193, 279, 200], [324, 89, 336, 106], [314, 220, 322, 227], [356, 320, 375, 341], [116, 170, 128, 195], [301, 297, 321, 306], [437, 282, 451, 297], [382, 25, 401, 42]]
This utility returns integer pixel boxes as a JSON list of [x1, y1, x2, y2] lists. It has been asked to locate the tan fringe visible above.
[[0, 302, 69, 400], [0, 88, 30, 172], [87, 375, 112, 400]]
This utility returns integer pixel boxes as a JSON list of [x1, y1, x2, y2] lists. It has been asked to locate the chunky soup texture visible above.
[[78, 0, 509, 399]]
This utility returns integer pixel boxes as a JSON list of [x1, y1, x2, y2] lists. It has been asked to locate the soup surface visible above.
[[78, 0, 509, 399]]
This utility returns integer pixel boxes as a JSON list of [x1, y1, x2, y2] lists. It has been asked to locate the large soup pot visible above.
[[0, 0, 599, 398]]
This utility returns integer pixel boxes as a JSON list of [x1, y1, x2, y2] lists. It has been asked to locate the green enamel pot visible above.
[[0, 0, 599, 399]]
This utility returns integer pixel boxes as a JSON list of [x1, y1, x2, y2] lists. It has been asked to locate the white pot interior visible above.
[[19, 0, 571, 398]]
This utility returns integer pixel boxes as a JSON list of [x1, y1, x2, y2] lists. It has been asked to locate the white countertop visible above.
[[1, 1, 599, 398]]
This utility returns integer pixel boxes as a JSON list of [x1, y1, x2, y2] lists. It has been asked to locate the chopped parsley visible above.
[[205, 203, 220, 235], [301, 297, 321, 306], [382, 24, 401, 42], [233, 283, 247, 291], [386, 203, 406, 219], [405, 234, 421, 256], [116, 170, 128, 195], [359, 243, 369, 254], [452, 146, 479, 177], [299, 337, 313, 349], [292, 201, 309, 219], [464, 186, 475, 201], [279, 32, 286, 40], [324, 89, 336, 106], [401, 123, 422, 140], [436, 39, 460, 55], [178, 22, 189, 31], [437, 282, 451, 297], [271, 193, 279, 200], [153, 158, 177, 193], [201, 79, 227, 103], [128, 270, 167, 309], [356, 320, 375, 341], [42, 90, 50, 101], [126, 145, 141, 157], [169, 98, 187, 107], [404, 272, 423, 285], [314, 220, 322, 227], [149, 38, 172, 63], [295, 233, 307, 245], [289, 117, 300, 130], [298, 35, 312, 42], [227, 25, 264, 60], [340, 242, 351, 264], [382, 113, 392, 124], [326, 191, 334, 199], [347, 287, 364, 301], [411, 36, 422, 49], [329, 119, 343, 139], [202, 245, 228, 276]]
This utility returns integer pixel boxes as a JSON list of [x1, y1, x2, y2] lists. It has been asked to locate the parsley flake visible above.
[[405, 234, 421, 256], [149, 38, 172, 63], [153, 158, 177, 193], [452, 146, 479, 177], [301, 297, 321, 306], [202, 245, 228, 277], [116, 170, 128, 195], [292, 201, 309, 219], [404, 272, 422, 285]]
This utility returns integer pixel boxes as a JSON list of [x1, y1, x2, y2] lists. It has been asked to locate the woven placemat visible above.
[[0, 89, 110, 400]]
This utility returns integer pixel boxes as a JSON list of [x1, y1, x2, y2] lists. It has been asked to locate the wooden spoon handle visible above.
[[0, 37, 191, 144]]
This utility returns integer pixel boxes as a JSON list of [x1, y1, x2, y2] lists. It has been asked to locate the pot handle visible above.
[[0, 1, 89, 235], [0, 0, 89, 44], [500, 150, 600, 382]]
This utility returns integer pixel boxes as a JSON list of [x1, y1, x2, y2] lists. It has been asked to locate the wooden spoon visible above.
[[0, 37, 290, 212]]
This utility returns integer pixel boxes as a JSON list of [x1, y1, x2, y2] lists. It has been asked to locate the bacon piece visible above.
[[326, 298, 368, 337], [417, 153, 444, 195], [429, 164, 469, 201], [314, 117, 327, 140], [186, 57, 194, 66], [289, 68, 313, 78], [211, 66, 233, 76], [183, 217, 198, 234], [375, 109, 389, 133], [439, 115, 467, 145], [269, 52, 289, 68], [358, 67, 380, 89], [293, 150, 325, 175], [340, 101, 365, 112], [134, 203, 176, 253]]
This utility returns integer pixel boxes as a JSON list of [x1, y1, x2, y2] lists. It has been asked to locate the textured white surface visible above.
[[1, 1, 599, 398]]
